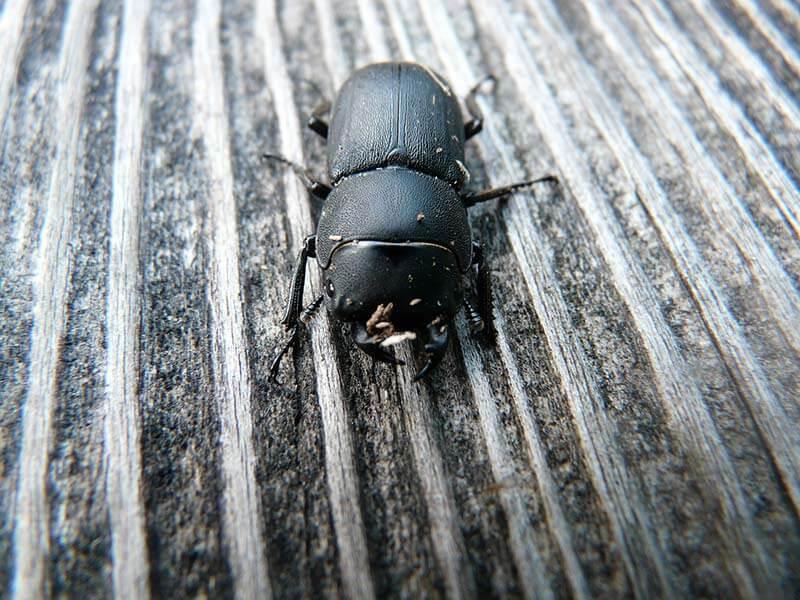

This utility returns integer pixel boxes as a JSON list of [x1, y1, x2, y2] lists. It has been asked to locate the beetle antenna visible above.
[[461, 175, 559, 207]]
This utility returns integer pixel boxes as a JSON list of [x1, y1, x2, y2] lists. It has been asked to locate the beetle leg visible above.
[[261, 153, 331, 200], [308, 99, 331, 139], [461, 174, 559, 207], [414, 320, 450, 381], [463, 74, 495, 140], [280, 235, 316, 327], [268, 294, 324, 383], [473, 241, 496, 341], [353, 323, 405, 365], [268, 236, 319, 383]]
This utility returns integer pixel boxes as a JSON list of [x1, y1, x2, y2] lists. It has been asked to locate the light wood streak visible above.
[[258, 1, 375, 597], [192, 1, 272, 598], [356, 0, 391, 61], [313, 0, 349, 86], [597, 0, 800, 512], [104, 0, 150, 597], [11, 3, 99, 598], [0, 0, 30, 133], [381, 0, 414, 62]]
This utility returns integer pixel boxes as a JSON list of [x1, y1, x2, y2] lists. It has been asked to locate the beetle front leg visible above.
[[268, 295, 324, 383], [268, 235, 319, 383]]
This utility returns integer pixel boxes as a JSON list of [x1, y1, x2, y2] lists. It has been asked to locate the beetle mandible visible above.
[[266, 62, 556, 382]]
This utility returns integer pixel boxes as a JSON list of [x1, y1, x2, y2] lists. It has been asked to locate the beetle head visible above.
[[323, 240, 463, 330]]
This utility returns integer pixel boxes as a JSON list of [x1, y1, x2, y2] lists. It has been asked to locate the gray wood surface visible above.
[[1, 0, 799, 597]]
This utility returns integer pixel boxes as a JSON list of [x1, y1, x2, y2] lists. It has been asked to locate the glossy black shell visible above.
[[327, 62, 469, 188]]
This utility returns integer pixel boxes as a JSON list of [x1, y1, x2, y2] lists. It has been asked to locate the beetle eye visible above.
[[326, 279, 335, 297]]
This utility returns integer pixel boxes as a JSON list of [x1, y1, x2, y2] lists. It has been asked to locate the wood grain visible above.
[[1, 0, 798, 598]]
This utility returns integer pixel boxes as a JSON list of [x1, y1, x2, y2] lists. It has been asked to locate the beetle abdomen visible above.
[[327, 62, 468, 187], [316, 167, 472, 272]]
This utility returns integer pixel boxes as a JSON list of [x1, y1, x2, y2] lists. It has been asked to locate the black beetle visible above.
[[267, 62, 556, 381]]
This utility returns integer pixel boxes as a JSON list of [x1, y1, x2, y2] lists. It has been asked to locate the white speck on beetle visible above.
[[435, 147, 443, 153], [410, 298, 422, 306], [416, 212, 425, 222], [328, 235, 343, 241]]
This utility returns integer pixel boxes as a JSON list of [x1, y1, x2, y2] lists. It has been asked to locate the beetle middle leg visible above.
[[261, 153, 332, 200], [461, 174, 559, 207], [268, 235, 320, 383]]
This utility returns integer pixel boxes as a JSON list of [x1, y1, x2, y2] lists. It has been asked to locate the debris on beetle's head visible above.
[[366, 302, 395, 338], [409, 298, 422, 306], [416, 212, 425, 223], [380, 331, 417, 347], [366, 302, 416, 346], [328, 234, 343, 241]]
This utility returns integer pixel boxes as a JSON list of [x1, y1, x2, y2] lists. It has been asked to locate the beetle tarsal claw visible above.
[[354, 323, 405, 365], [413, 320, 449, 381], [268, 326, 299, 384]]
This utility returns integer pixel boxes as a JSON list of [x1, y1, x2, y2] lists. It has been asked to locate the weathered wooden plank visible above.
[[1, 0, 798, 597]]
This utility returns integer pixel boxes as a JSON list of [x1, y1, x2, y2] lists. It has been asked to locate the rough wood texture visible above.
[[1, 0, 798, 598]]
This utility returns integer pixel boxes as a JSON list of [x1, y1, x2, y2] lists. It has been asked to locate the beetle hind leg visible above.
[[308, 99, 331, 139], [414, 319, 450, 381], [464, 74, 496, 140]]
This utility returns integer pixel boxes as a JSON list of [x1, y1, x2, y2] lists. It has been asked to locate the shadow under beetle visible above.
[[267, 62, 557, 382]]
